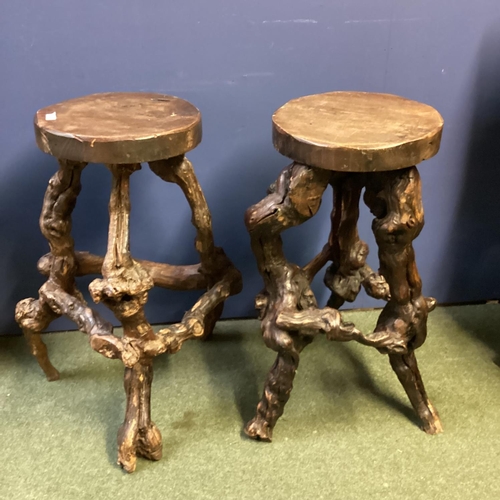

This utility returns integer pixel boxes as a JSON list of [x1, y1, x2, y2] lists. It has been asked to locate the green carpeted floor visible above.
[[1, 304, 500, 499]]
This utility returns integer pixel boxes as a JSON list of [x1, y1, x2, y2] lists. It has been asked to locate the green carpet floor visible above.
[[1, 304, 500, 499]]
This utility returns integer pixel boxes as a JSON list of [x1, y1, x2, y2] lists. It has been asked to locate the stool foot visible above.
[[245, 348, 304, 442], [389, 351, 443, 434], [202, 302, 224, 339], [244, 416, 273, 442], [23, 328, 60, 381], [15, 298, 60, 381], [117, 361, 162, 473]]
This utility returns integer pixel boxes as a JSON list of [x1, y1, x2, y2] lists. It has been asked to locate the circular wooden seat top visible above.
[[34, 92, 202, 164], [272, 91, 444, 172]]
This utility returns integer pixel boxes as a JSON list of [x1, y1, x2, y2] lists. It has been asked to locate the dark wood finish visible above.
[[246, 92, 443, 442], [363, 167, 441, 433], [323, 173, 390, 308], [16, 94, 241, 473], [16, 159, 89, 382], [273, 92, 443, 172], [37, 251, 206, 290], [35, 92, 202, 164]]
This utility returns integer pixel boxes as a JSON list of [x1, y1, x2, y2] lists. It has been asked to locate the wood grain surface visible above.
[[34, 92, 202, 164], [273, 91, 443, 172]]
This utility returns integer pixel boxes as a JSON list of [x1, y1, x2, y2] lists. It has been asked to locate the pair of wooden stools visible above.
[[16, 91, 444, 472]]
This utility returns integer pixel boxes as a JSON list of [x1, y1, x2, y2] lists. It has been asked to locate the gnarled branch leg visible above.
[[15, 159, 87, 380], [324, 173, 390, 309], [389, 352, 441, 434], [89, 163, 160, 473], [149, 156, 242, 338], [364, 166, 442, 434], [245, 335, 311, 442], [244, 163, 333, 440], [80, 160, 240, 472], [118, 359, 161, 470], [15, 299, 59, 381]]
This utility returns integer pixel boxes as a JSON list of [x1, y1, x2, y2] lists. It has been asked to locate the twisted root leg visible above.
[[118, 360, 162, 473], [245, 337, 309, 442], [88, 164, 160, 473], [324, 173, 390, 309], [15, 159, 87, 378], [23, 329, 60, 381], [16, 298, 60, 381], [365, 166, 441, 431], [244, 163, 331, 439], [389, 352, 443, 434], [203, 302, 224, 340], [149, 156, 242, 339], [82, 161, 241, 471], [325, 173, 367, 308]]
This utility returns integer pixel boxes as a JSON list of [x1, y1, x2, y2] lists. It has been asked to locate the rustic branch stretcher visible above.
[[15, 92, 242, 473]]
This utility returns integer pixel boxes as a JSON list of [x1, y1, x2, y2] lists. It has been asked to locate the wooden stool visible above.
[[244, 91, 444, 441], [15, 92, 242, 472]]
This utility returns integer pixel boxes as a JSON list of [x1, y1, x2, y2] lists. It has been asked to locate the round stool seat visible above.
[[272, 91, 443, 172], [34, 92, 202, 164]]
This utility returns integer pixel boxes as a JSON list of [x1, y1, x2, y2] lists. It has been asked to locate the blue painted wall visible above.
[[1, 1, 499, 334]]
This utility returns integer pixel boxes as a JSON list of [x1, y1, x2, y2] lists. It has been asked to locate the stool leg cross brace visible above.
[[15, 156, 242, 473], [244, 162, 442, 442]]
